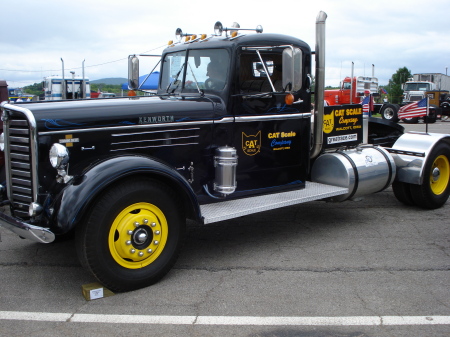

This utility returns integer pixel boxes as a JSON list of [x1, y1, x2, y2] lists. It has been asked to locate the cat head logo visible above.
[[242, 131, 261, 156], [323, 110, 334, 134]]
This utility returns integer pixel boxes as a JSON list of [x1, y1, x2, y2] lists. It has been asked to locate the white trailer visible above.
[[43, 75, 91, 100]]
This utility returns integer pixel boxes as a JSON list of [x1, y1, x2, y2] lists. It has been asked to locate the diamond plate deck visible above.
[[200, 182, 348, 224]]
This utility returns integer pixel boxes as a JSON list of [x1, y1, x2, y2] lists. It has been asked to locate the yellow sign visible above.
[[323, 110, 334, 134]]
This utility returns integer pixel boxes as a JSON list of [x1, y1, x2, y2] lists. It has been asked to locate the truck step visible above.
[[200, 182, 348, 224]]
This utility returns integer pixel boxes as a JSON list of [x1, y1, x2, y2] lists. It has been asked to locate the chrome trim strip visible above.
[[112, 135, 200, 146], [2, 103, 39, 205], [235, 113, 310, 123], [111, 142, 199, 152], [112, 127, 200, 137], [214, 117, 234, 124]]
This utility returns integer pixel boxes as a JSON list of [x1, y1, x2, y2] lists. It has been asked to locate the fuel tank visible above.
[[311, 146, 396, 201]]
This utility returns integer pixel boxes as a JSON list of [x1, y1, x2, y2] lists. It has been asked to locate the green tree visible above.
[[23, 82, 44, 97], [91, 84, 122, 94], [387, 67, 412, 104]]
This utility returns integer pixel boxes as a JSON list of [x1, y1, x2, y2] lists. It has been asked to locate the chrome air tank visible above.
[[214, 146, 238, 196], [311, 146, 396, 201]]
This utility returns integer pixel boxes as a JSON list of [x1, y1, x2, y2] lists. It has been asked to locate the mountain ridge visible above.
[[91, 77, 127, 85]]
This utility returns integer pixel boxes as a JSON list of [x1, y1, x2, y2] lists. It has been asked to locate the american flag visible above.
[[361, 95, 374, 114], [398, 97, 428, 119]]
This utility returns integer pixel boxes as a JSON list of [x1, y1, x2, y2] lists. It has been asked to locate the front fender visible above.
[[53, 155, 200, 233]]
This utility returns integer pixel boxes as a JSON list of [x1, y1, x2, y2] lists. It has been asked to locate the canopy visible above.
[[121, 72, 160, 90]]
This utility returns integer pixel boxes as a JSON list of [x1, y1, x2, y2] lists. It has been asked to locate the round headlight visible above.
[[0, 133, 4, 151], [49, 143, 69, 169]]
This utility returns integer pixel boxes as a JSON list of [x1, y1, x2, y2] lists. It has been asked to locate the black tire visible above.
[[392, 181, 415, 206], [423, 115, 437, 124], [410, 142, 450, 209], [380, 104, 399, 122], [402, 117, 419, 124], [76, 177, 185, 292], [423, 107, 437, 124]]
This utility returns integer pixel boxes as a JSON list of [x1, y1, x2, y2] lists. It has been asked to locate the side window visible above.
[[239, 53, 283, 93], [184, 49, 229, 91]]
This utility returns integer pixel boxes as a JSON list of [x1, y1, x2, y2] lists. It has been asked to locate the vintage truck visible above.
[[0, 12, 449, 292]]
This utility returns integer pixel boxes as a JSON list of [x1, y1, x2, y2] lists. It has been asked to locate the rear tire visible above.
[[392, 181, 415, 206], [76, 177, 185, 292], [410, 142, 450, 209]]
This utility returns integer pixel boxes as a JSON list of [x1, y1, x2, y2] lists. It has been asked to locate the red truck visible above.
[[324, 76, 400, 118], [324, 76, 378, 105]]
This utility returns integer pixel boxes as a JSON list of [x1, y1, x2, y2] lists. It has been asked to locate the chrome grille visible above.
[[3, 106, 37, 219], [111, 127, 200, 152], [409, 96, 422, 102]]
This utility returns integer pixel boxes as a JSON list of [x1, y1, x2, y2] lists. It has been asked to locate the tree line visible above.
[[19, 82, 123, 97]]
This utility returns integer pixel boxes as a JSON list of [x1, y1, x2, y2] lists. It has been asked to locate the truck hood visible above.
[[12, 96, 221, 132]]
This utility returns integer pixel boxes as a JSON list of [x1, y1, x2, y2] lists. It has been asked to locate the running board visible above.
[[201, 182, 348, 224]]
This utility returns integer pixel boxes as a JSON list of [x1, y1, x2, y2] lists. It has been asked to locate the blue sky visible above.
[[1, 0, 448, 88]]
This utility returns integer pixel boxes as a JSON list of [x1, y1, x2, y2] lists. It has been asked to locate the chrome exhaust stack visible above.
[[311, 11, 327, 159]]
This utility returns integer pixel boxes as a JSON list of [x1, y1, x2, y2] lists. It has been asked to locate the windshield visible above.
[[404, 82, 431, 91], [160, 49, 229, 93], [160, 51, 186, 93]]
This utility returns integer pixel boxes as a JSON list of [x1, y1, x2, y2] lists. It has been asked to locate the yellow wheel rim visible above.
[[108, 202, 168, 269], [430, 155, 450, 195]]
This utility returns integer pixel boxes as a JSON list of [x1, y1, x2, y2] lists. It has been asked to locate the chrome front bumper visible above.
[[0, 211, 55, 243]]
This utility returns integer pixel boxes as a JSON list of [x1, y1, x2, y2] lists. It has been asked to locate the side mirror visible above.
[[128, 55, 139, 90], [282, 47, 302, 92]]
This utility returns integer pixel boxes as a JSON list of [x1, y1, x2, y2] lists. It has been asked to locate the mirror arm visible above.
[[255, 49, 276, 92], [138, 59, 161, 91]]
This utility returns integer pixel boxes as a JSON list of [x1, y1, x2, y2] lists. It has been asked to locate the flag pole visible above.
[[425, 96, 429, 134]]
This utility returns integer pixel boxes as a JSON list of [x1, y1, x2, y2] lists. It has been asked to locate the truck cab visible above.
[[324, 76, 378, 106], [144, 28, 312, 197], [402, 80, 434, 103]]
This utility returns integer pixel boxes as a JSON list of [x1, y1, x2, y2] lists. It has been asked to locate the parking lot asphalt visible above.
[[0, 120, 449, 336]]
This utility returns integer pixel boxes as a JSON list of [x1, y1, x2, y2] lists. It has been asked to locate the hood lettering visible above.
[[139, 116, 175, 124]]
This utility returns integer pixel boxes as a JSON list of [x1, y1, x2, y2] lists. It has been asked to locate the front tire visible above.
[[410, 143, 450, 209], [402, 117, 419, 124], [76, 177, 185, 292]]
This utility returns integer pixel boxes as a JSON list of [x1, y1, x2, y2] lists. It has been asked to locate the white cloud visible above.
[[1, 0, 449, 87]]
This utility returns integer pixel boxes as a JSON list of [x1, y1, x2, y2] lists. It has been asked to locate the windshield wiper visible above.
[[166, 63, 185, 93]]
